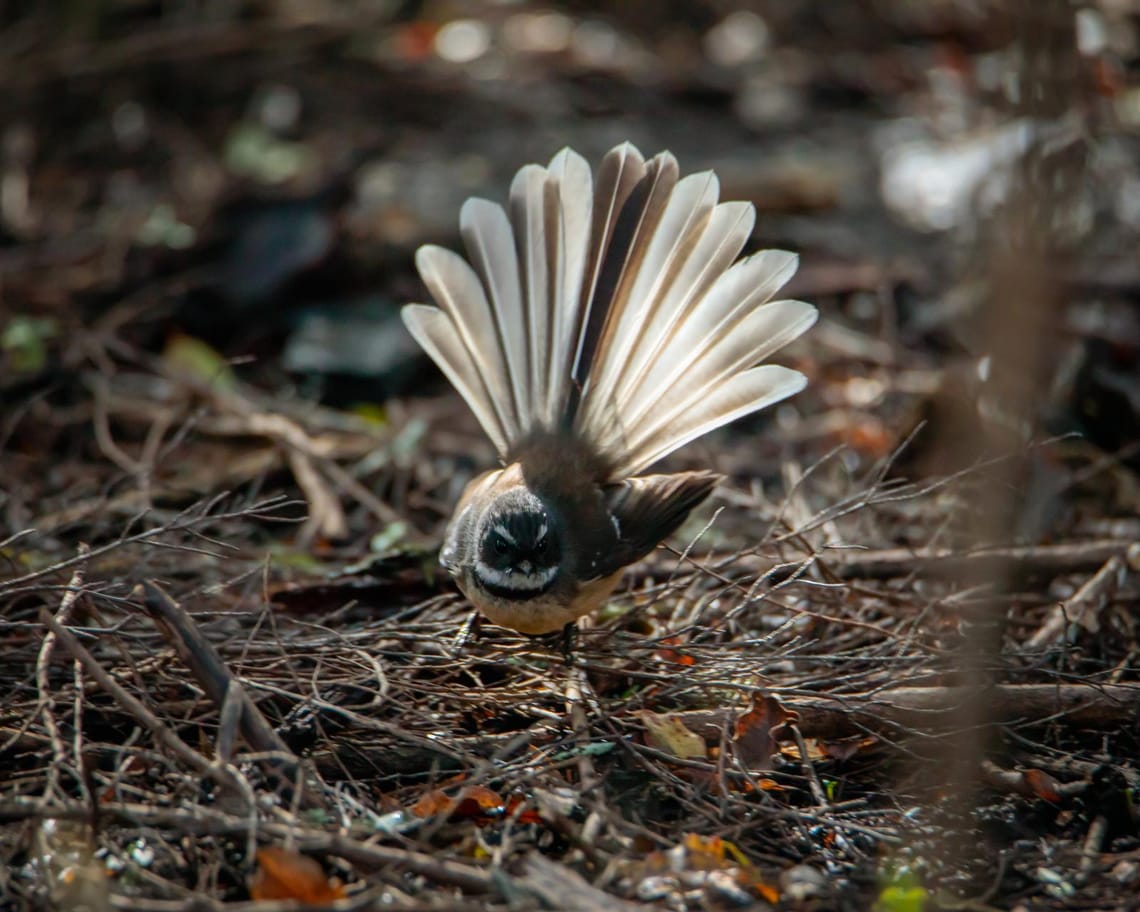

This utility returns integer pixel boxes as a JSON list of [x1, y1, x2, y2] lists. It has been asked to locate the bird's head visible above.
[[474, 491, 562, 598]]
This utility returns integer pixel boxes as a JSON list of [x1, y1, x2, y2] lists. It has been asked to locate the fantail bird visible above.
[[402, 143, 817, 634]]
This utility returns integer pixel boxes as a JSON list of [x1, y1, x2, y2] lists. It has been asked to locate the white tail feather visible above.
[[578, 168, 718, 434], [613, 200, 755, 414], [459, 199, 528, 428], [571, 144, 646, 384], [402, 304, 511, 455], [402, 144, 816, 477], [545, 149, 593, 426], [618, 250, 801, 428], [508, 164, 551, 422], [414, 245, 520, 438], [618, 365, 808, 477], [624, 297, 818, 432]]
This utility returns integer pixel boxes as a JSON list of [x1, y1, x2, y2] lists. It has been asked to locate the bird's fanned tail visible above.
[[402, 142, 817, 478]]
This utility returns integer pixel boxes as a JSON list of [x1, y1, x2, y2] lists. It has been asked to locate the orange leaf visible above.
[[739, 777, 786, 793], [396, 21, 438, 61], [451, 785, 506, 820], [411, 788, 455, 818], [732, 693, 799, 771], [504, 794, 544, 825], [736, 866, 781, 904], [682, 833, 754, 870], [412, 785, 505, 821], [656, 648, 695, 666], [250, 847, 345, 903], [834, 415, 893, 458], [1022, 769, 1062, 803], [683, 832, 728, 869], [655, 636, 696, 666]]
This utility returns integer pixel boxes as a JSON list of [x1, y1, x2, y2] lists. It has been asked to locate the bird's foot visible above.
[[559, 621, 578, 664]]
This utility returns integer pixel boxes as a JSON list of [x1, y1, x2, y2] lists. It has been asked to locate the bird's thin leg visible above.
[[559, 621, 579, 664], [451, 610, 483, 655]]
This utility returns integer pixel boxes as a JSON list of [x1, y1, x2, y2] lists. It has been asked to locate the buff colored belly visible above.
[[459, 570, 624, 634]]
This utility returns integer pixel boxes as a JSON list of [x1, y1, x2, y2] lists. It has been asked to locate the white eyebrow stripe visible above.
[[492, 523, 517, 545], [536, 521, 548, 541]]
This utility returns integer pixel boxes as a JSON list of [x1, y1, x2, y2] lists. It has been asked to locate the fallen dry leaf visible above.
[[632, 833, 781, 905], [250, 846, 345, 903], [981, 761, 1065, 802], [780, 736, 827, 762], [740, 777, 787, 793], [654, 636, 696, 666], [411, 788, 455, 817], [505, 793, 545, 825], [819, 736, 878, 761], [733, 693, 799, 770], [412, 785, 505, 822], [638, 711, 707, 760], [682, 833, 751, 870], [1021, 769, 1062, 802]]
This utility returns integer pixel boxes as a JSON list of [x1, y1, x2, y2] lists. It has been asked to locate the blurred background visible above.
[[4, 4, 1140, 908], [3, 0, 1137, 481], [5, 0, 1140, 600]]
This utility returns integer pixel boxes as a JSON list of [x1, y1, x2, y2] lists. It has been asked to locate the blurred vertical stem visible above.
[[929, 0, 1086, 890]]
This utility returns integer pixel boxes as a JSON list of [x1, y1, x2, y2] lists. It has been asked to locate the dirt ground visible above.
[[2, 2, 1139, 910]]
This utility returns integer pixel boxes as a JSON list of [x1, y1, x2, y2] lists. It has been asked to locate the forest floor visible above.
[[2, 2, 1139, 910]]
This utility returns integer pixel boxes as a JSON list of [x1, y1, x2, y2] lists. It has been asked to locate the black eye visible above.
[[535, 538, 547, 553], [494, 537, 508, 555]]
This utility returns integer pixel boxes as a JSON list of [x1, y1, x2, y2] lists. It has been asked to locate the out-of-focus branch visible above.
[[925, 0, 1089, 882]]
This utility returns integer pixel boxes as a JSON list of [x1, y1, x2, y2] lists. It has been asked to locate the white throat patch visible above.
[[474, 560, 558, 593]]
